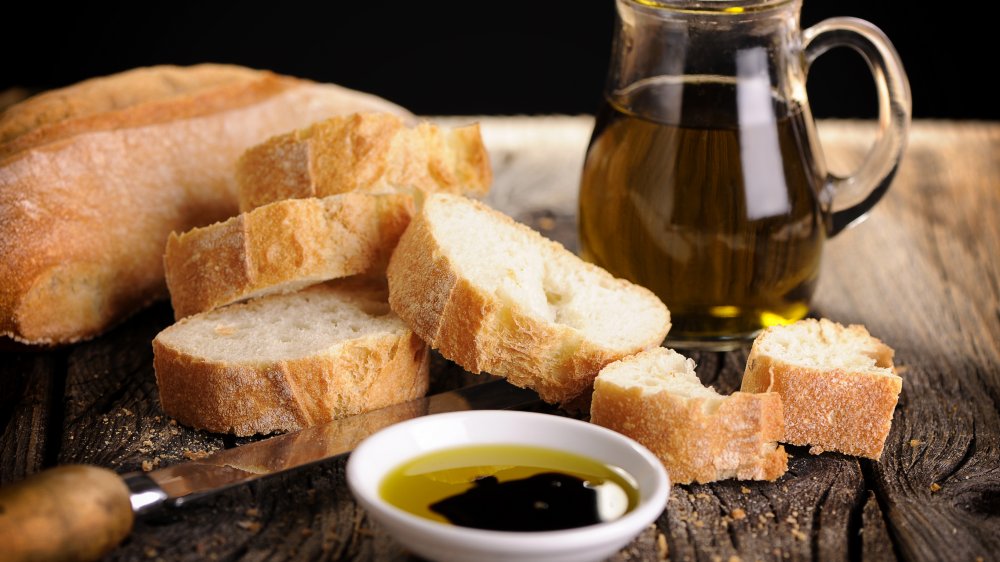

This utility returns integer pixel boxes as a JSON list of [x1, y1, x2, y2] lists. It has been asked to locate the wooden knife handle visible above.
[[0, 465, 133, 562]]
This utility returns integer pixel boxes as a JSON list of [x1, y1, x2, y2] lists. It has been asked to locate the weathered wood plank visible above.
[[663, 453, 865, 562], [862, 492, 895, 562], [2, 118, 996, 562], [58, 302, 226, 473], [813, 122, 1000, 562], [0, 352, 63, 484]]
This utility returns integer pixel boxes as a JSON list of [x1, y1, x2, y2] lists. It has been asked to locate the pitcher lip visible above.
[[626, 0, 796, 14]]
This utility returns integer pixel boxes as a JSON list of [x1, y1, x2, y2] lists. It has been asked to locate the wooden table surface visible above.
[[1, 117, 997, 562]]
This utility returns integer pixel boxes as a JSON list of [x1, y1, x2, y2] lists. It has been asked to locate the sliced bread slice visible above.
[[235, 112, 492, 212], [153, 278, 430, 436], [591, 347, 787, 484], [386, 193, 671, 404], [164, 192, 414, 319], [741, 318, 900, 460]]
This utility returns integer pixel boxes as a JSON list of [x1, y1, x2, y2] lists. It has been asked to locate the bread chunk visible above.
[[153, 279, 429, 436], [741, 318, 900, 460], [164, 193, 414, 319], [386, 193, 670, 404], [236, 112, 492, 212], [591, 347, 787, 484], [0, 64, 409, 345]]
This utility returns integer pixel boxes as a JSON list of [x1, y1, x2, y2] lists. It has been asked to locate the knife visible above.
[[0, 379, 540, 562]]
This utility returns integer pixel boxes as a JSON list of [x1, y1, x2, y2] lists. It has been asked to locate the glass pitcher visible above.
[[578, 0, 911, 349]]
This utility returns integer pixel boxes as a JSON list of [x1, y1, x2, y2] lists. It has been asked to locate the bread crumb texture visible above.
[[153, 278, 429, 435], [591, 347, 787, 484], [387, 193, 670, 404], [741, 318, 901, 460]]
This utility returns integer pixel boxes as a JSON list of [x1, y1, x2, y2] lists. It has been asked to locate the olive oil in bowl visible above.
[[379, 444, 640, 532], [347, 410, 671, 561]]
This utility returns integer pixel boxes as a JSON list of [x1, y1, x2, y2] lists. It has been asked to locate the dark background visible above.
[[2, 2, 993, 120]]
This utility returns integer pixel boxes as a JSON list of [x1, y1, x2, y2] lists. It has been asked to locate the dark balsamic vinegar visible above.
[[379, 445, 640, 531]]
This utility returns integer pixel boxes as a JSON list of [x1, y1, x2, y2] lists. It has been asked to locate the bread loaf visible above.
[[235, 112, 491, 212], [591, 347, 787, 484], [386, 193, 671, 404], [741, 318, 901, 460], [164, 193, 414, 319], [0, 64, 409, 345], [153, 279, 429, 436]]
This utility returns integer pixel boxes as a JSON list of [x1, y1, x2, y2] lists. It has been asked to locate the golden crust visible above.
[[0, 65, 409, 345], [235, 113, 492, 212], [0, 64, 298, 160], [153, 323, 430, 436], [164, 193, 415, 319], [591, 376, 787, 485], [742, 349, 902, 460], [386, 195, 670, 404]]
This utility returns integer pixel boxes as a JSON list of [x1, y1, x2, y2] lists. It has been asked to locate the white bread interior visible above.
[[387, 193, 671, 404], [153, 278, 429, 436]]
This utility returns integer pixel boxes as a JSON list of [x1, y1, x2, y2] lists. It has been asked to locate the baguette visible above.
[[591, 347, 787, 484], [235, 112, 491, 212], [386, 193, 671, 404], [153, 278, 429, 436], [164, 192, 414, 319], [0, 64, 409, 345], [741, 318, 900, 460]]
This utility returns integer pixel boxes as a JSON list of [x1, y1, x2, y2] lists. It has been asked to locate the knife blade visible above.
[[0, 379, 540, 562]]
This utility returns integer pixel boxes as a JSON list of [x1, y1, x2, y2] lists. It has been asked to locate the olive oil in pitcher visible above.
[[581, 0, 911, 347], [578, 80, 826, 346]]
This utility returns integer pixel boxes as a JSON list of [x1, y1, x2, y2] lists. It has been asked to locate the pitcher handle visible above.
[[803, 17, 912, 236]]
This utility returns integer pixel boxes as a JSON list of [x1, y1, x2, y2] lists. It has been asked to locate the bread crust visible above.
[[153, 299, 430, 436], [386, 195, 670, 404], [236, 113, 492, 212], [742, 324, 902, 460], [0, 65, 296, 160], [590, 352, 787, 485], [164, 193, 415, 319], [0, 64, 408, 345]]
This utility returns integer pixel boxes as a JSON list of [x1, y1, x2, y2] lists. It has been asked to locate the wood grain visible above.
[[813, 121, 1000, 561], [0, 352, 62, 484], [0, 118, 997, 561], [57, 303, 227, 474]]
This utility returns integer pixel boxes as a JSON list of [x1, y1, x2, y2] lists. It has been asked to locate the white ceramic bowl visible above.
[[346, 410, 670, 562]]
